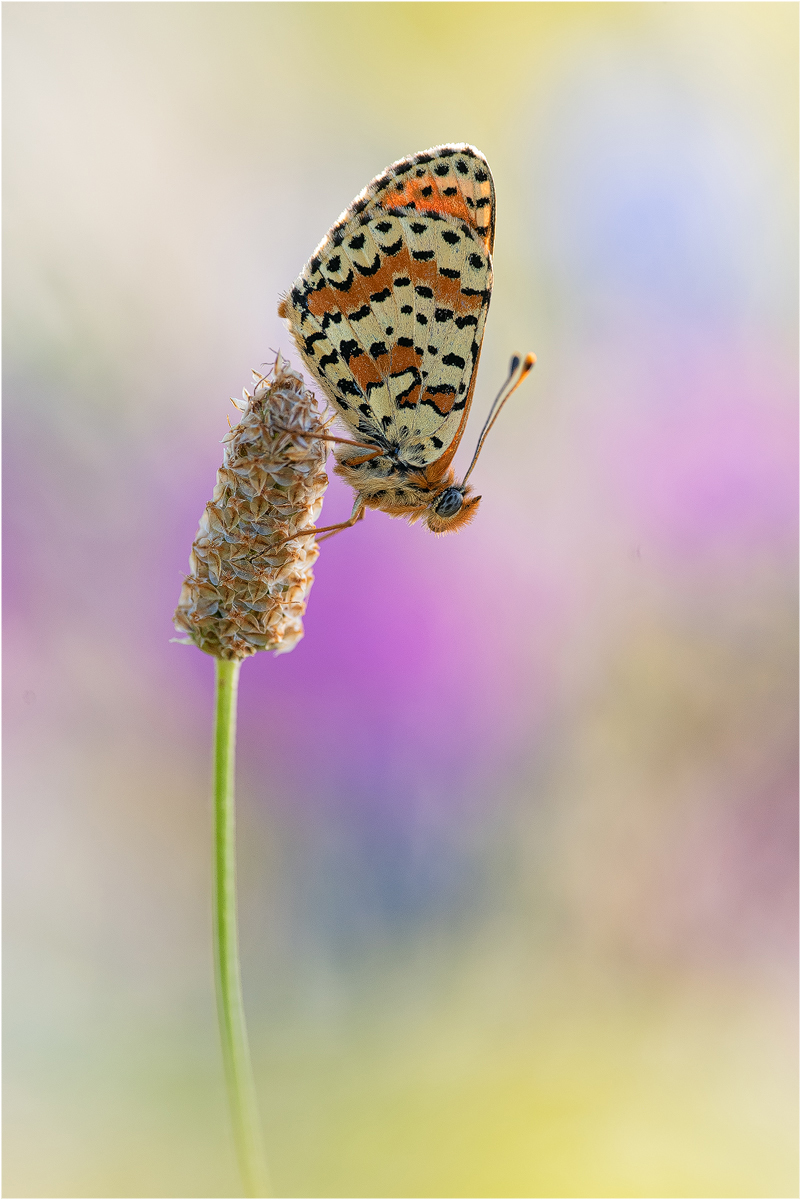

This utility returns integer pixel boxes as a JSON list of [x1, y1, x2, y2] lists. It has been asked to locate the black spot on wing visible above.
[[354, 253, 382, 276], [329, 270, 354, 292], [442, 353, 466, 369], [338, 339, 362, 363]]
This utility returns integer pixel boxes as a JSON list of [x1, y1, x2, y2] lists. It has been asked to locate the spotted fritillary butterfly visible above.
[[278, 144, 534, 538]]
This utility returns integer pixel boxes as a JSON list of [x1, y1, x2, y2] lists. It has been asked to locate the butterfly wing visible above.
[[279, 146, 495, 473], [360, 143, 495, 255]]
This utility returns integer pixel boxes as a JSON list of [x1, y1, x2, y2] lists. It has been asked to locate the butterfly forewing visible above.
[[360, 144, 495, 254], [283, 205, 492, 470]]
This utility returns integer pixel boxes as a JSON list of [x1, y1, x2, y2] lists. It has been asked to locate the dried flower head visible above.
[[174, 355, 329, 660]]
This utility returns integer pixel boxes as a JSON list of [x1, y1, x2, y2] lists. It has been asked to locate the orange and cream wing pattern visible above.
[[359, 143, 495, 254], [279, 145, 494, 471]]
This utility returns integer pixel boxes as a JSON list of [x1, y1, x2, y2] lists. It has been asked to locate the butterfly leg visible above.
[[280, 499, 365, 545], [272, 425, 380, 455], [341, 448, 384, 467], [316, 502, 366, 542]]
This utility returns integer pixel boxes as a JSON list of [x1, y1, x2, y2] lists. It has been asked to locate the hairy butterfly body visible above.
[[278, 144, 534, 538]]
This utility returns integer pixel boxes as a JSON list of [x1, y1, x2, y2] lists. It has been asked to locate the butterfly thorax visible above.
[[334, 443, 445, 507]]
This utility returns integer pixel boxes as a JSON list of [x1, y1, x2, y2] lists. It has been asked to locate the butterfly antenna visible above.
[[461, 353, 536, 485]]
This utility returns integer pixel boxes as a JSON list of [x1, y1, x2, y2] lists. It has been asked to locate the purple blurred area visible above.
[[4, 4, 797, 1196]]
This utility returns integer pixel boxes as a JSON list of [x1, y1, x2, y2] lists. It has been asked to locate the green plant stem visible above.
[[213, 656, 270, 1198]]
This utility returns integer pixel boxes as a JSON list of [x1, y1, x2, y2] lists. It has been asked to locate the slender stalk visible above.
[[213, 656, 270, 1198]]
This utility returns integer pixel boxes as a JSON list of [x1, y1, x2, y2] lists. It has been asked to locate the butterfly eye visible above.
[[432, 487, 464, 519]]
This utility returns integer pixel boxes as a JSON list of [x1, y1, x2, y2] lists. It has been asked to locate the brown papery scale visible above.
[[173, 355, 330, 660]]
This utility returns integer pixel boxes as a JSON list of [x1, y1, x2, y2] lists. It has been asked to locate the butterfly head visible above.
[[424, 484, 481, 535], [423, 354, 536, 534]]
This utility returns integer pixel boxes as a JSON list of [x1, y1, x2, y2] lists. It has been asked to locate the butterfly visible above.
[[277, 143, 534, 539]]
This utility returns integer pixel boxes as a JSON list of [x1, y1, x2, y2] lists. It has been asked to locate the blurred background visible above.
[[3, 3, 797, 1197]]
